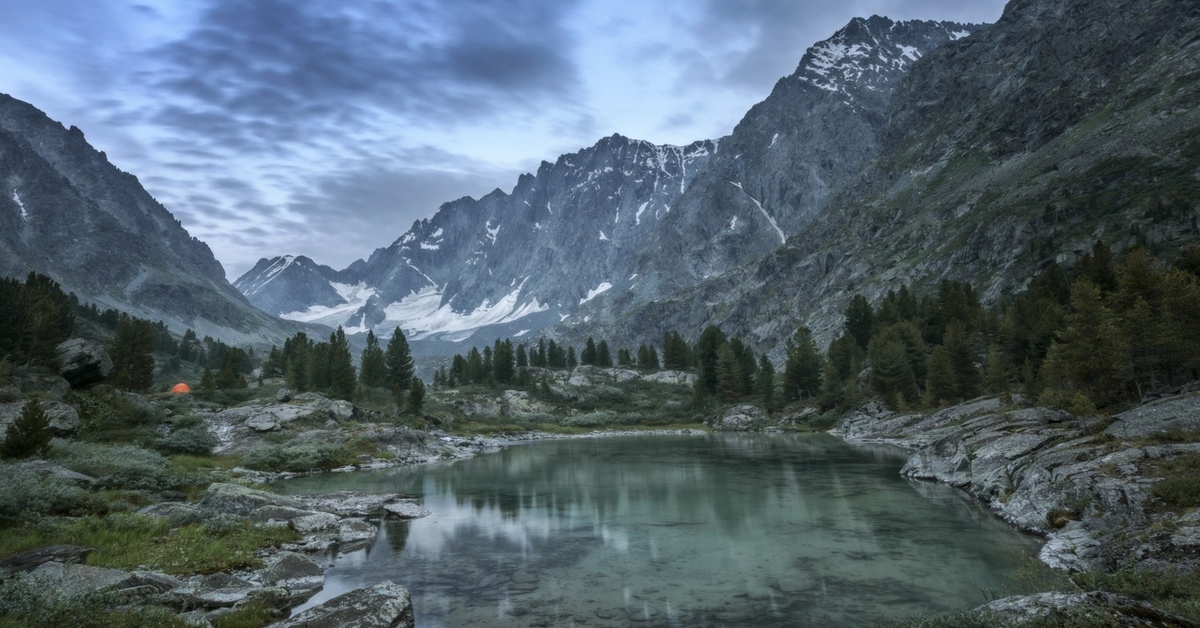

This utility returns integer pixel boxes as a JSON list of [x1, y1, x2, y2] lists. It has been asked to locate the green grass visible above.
[[0, 513, 297, 575]]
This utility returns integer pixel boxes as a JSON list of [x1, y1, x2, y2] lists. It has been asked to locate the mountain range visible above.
[[235, 17, 986, 348], [3, 0, 1197, 358]]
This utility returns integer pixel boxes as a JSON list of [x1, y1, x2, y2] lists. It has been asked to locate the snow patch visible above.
[[951, 30, 970, 40], [599, 230, 609, 241], [513, 329, 530, 338], [281, 282, 376, 328], [485, 220, 500, 244], [635, 201, 648, 225], [729, 215, 738, 230], [430, 227, 444, 238], [579, 282, 613, 305], [419, 242, 440, 250], [729, 182, 786, 245], [12, 191, 27, 221], [769, 133, 779, 148], [379, 284, 549, 342]]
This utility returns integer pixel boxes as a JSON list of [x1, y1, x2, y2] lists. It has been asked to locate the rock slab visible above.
[[270, 581, 414, 628]]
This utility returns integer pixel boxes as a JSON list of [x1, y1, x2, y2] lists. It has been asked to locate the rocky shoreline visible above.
[[833, 391, 1200, 625]]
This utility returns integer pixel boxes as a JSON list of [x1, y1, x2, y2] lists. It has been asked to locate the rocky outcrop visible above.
[[270, 580, 414, 628], [983, 591, 1198, 627], [55, 339, 112, 388], [0, 545, 92, 578], [709, 404, 770, 432], [205, 393, 356, 453], [0, 399, 79, 437], [837, 392, 1200, 573]]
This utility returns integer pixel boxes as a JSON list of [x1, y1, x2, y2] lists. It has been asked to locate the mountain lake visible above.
[[276, 433, 1040, 627]]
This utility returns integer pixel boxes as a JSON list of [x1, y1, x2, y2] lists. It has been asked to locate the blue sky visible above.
[[0, 0, 1006, 279]]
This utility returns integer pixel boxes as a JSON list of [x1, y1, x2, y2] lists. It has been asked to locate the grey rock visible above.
[[139, 501, 203, 521], [249, 505, 326, 524], [1105, 393, 1200, 439], [0, 399, 79, 437], [0, 544, 92, 577], [200, 482, 303, 516], [709, 404, 769, 431], [296, 492, 415, 517], [16, 460, 97, 486], [382, 501, 431, 519], [270, 580, 414, 628], [983, 591, 1195, 626], [178, 573, 261, 609], [260, 552, 324, 605], [290, 512, 341, 534], [14, 372, 71, 400], [336, 518, 377, 546], [276, 388, 293, 403], [56, 338, 113, 388], [27, 562, 136, 594]]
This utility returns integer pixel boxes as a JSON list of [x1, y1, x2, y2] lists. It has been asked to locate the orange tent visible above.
[[171, 382, 192, 393]]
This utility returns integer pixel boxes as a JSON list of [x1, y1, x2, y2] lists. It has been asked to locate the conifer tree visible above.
[[783, 326, 822, 402], [617, 347, 633, 367], [844, 295, 873, 350], [407, 377, 426, 416], [869, 333, 918, 409], [924, 346, 957, 406], [596, 340, 613, 367], [661, 332, 691, 370], [1042, 280, 1130, 405], [581, 338, 597, 365], [200, 366, 215, 391], [567, 346, 577, 368], [1, 399, 53, 459], [494, 339, 515, 384], [19, 273, 74, 365], [516, 344, 528, 369], [109, 318, 156, 391], [359, 330, 387, 388], [328, 327, 357, 401], [757, 355, 775, 411], [943, 320, 981, 400], [716, 343, 741, 403], [695, 326, 728, 395], [385, 327, 415, 392]]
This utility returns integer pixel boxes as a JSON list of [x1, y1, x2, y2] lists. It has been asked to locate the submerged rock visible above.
[[271, 581, 414, 628]]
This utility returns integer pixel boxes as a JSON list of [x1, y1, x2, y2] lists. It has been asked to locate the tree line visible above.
[[262, 327, 424, 414]]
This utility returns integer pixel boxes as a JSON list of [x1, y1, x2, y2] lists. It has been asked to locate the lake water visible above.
[[277, 433, 1039, 627]]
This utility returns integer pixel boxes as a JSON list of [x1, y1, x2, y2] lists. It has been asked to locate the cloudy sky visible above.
[[0, 0, 1006, 280]]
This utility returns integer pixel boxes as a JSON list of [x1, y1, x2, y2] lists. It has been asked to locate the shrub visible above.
[[0, 464, 93, 520], [72, 386, 162, 444], [1152, 475, 1200, 508], [155, 426, 217, 456], [1, 399, 53, 460], [241, 441, 350, 473], [54, 442, 175, 491]]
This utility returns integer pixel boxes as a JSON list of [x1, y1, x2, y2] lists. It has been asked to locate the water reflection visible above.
[[279, 433, 1038, 627]]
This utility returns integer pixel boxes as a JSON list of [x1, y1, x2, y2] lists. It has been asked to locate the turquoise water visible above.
[[277, 433, 1039, 626]]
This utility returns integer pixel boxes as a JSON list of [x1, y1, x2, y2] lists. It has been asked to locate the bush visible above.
[[72, 386, 162, 443], [241, 441, 350, 473], [54, 442, 175, 491], [1, 399, 53, 460], [155, 426, 217, 456], [1152, 475, 1200, 508], [0, 464, 93, 520]]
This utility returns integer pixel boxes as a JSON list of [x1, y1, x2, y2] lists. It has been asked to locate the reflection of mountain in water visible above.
[[280, 434, 1037, 627]]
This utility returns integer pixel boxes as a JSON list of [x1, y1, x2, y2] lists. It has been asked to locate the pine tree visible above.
[[494, 339, 515, 384], [869, 332, 918, 409], [567, 346, 577, 368], [757, 355, 776, 411], [581, 338, 597, 366], [19, 273, 74, 365], [695, 326, 727, 395], [924, 346, 958, 406], [328, 327, 357, 401], [516, 344, 528, 369], [385, 327, 415, 392], [596, 340, 613, 367], [661, 332, 691, 370], [783, 326, 823, 402], [200, 366, 215, 391], [1042, 280, 1130, 405], [108, 318, 156, 391], [943, 320, 981, 400], [1, 399, 53, 459], [716, 343, 741, 403], [407, 377, 426, 416], [359, 330, 387, 388], [844, 295, 873, 350], [617, 348, 633, 367]]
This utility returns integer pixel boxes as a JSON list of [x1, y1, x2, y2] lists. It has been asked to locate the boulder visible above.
[[55, 338, 113, 388], [0, 545, 92, 577], [139, 502, 203, 521], [200, 482, 303, 516], [15, 372, 71, 400], [249, 505, 327, 524], [0, 399, 79, 437], [270, 581, 414, 628], [336, 519, 377, 546], [259, 552, 324, 606], [383, 501, 431, 519], [709, 404, 769, 431], [639, 370, 696, 386], [16, 460, 96, 486], [27, 562, 135, 594], [178, 573, 261, 609], [296, 492, 418, 517], [291, 512, 342, 534], [276, 388, 294, 403]]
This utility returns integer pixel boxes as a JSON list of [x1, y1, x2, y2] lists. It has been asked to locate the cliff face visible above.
[[587, 0, 1200, 354], [0, 94, 302, 344], [237, 18, 978, 346]]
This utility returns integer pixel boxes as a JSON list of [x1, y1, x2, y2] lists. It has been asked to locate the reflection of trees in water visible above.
[[383, 518, 410, 554]]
